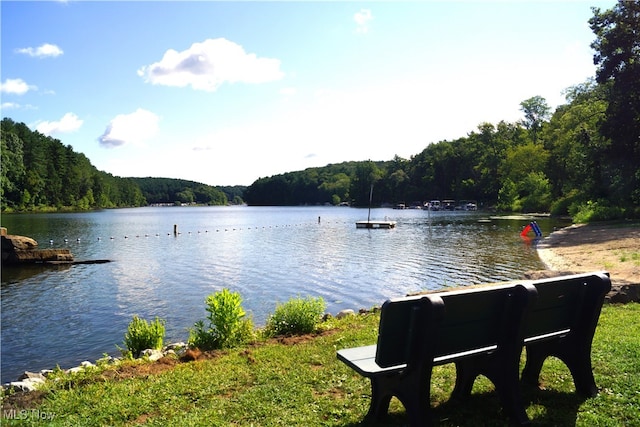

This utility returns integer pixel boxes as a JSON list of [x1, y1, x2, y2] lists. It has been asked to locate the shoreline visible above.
[[535, 222, 640, 302]]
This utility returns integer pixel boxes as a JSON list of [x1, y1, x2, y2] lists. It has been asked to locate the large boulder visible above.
[[1, 234, 38, 251], [1, 229, 74, 265]]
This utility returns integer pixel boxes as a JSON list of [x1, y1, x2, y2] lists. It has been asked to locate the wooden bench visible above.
[[520, 271, 611, 397], [336, 271, 611, 426], [337, 283, 538, 426]]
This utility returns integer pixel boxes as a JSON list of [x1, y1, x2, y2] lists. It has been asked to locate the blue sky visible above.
[[1, 1, 615, 186]]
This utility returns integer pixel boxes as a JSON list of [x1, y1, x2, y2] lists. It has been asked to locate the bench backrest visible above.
[[523, 271, 611, 342], [375, 283, 537, 368]]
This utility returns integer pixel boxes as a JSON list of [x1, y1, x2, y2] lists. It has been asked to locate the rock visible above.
[[7, 373, 46, 392], [141, 349, 164, 361], [523, 270, 577, 280], [1, 228, 73, 265], [1, 234, 38, 251], [40, 369, 55, 378], [2, 232, 74, 265], [164, 342, 187, 351], [96, 355, 121, 366], [607, 284, 640, 304], [336, 309, 355, 319], [18, 371, 46, 381], [7, 379, 43, 393], [66, 361, 94, 374]]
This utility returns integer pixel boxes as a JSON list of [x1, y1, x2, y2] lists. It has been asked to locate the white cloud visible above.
[[0, 78, 35, 95], [98, 109, 159, 148], [354, 9, 373, 34], [1, 102, 36, 112], [16, 43, 64, 58], [1, 102, 20, 110], [137, 38, 284, 91], [35, 113, 83, 136]]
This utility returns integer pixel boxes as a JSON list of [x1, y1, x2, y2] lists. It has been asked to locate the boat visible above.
[[427, 200, 441, 211], [356, 185, 397, 229]]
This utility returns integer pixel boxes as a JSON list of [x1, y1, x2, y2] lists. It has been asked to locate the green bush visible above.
[[188, 289, 254, 350], [265, 296, 326, 337], [570, 199, 626, 223], [121, 316, 165, 358], [550, 189, 581, 216]]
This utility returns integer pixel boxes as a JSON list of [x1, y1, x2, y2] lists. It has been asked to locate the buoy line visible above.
[[46, 220, 353, 246]]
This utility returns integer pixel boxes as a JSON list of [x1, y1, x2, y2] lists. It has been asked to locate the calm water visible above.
[[1, 206, 565, 383]]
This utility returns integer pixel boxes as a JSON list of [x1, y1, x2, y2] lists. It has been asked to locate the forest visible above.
[[1, 2, 638, 220], [245, 2, 639, 221], [0, 119, 243, 211]]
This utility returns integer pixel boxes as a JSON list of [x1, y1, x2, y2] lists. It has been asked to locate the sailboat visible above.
[[355, 185, 397, 229]]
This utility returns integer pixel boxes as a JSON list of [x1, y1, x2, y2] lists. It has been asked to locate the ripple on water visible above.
[[1, 207, 560, 383]]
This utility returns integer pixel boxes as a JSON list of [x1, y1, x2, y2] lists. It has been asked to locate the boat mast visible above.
[[367, 184, 373, 222]]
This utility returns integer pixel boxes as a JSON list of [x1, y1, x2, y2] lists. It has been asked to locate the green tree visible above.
[[545, 80, 609, 207], [589, 1, 640, 205], [520, 172, 552, 213], [318, 172, 350, 204], [350, 161, 383, 206], [469, 123, 509, 203], [520, 96, 551, 145], [1, 129, 26, 209]]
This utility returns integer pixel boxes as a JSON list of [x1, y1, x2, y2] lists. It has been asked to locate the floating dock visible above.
[[355, 220, 397, 229]]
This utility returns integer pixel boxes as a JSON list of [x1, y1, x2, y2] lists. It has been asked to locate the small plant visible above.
[[265, 296, 326, 337], [121, 316, 165, 358], [188, 289, 254, 350]]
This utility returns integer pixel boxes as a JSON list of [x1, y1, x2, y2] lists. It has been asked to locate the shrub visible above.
[[188, 289, 254, 350], [550, 189, 580, 216], [570, 200, 626, 223], [122, 316, 165, 358], [265, 296, 326, 337]]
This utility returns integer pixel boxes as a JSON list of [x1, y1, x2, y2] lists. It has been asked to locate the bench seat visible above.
[[337, 343, 502, 377]]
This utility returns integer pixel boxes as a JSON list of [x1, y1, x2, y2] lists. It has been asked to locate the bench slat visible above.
[[337, 345, 406, 377]]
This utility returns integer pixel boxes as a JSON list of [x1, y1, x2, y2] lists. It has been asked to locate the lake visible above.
[[1, 206, 566, 383]]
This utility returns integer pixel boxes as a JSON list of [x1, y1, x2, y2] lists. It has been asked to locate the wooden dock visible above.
[[355, 220, 397, 229]]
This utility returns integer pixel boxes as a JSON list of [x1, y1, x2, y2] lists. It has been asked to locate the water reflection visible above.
[[1, 207, 568, 383]]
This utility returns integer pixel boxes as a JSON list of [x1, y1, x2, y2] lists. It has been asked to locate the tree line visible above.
[[2, 2, 637, 220], [246, 2, 639, 220], [0, 119, 243, 211]]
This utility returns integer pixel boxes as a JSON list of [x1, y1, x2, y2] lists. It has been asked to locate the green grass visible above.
[[2, 304, 639, 426], [617, 250, 640, 266]]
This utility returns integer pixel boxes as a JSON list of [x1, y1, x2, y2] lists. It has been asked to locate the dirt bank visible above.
[[537, 223, 639, 284], [535, 222, 639, 302]]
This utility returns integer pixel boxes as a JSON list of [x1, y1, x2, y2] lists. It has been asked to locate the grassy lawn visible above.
[[2, 303, 639, 426]]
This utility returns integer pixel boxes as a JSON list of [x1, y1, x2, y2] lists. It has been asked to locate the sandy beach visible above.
[[536, 222, 640, 286]]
